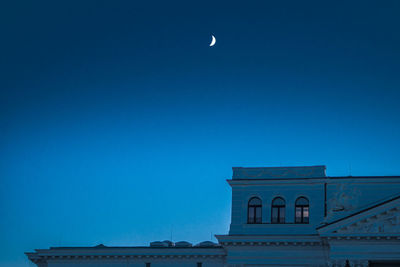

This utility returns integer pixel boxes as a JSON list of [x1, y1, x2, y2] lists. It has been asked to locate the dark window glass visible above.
[[255, 206, 262, 223], [248, 197, 262, 224], [279, 207, 285, 222], [197, 263, 202, 267], [271, 197, 285, 223], [248, 207, 255, 221], [295, 197, 309, 224], [295, 207, 302, 223], [272, 206, 278, 222], [303, 206, 309, 223], [146, 263, 151, 267]]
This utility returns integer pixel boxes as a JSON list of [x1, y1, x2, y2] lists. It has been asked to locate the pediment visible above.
[[335, 209, 400, 235], [318, 195, 400, 236]]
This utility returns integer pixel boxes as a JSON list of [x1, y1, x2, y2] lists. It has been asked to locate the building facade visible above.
[[26, 166, 400, 267]]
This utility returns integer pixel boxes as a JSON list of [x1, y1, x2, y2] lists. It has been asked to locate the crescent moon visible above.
[[209, 35, 216, 47]]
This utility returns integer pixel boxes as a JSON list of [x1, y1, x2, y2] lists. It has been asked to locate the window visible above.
[[295, 197, 309, 223], [247, 197, 262, 224], [145, 263, 151, 267], [271, 197, 285, 223], [197, 263, 203, 267]]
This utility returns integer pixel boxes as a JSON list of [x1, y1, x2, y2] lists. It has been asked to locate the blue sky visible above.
[[1, 1, 400, 266]]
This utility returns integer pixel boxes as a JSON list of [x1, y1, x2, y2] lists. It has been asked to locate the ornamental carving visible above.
[[337, 209, 400, 234], [327, 184, 361, 217]]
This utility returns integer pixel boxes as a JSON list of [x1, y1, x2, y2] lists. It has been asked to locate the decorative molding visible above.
[[30, 253, 226, 262], [325, 235, 400, 241]]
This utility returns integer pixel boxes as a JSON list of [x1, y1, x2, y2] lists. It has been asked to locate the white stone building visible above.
[[26, 166, 400, 267]]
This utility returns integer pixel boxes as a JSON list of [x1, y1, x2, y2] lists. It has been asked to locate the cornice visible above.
[[218, 241, 322, 247], [228, 176, 400, 186], [215, 234, 322, 247], [324, 235, 400, 241], [26, 253, 226, 264]]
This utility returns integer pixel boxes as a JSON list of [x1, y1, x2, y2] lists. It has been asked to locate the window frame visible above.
[[295, 197, 309, 224], [247, 197, 262, 224], [271, 197, 286, 224]]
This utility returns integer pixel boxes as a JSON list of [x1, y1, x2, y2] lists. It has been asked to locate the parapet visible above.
[[232, 166, 326, 179]]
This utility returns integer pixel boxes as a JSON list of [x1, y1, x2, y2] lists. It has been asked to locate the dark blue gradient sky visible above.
[[1, 1, 400, 266]]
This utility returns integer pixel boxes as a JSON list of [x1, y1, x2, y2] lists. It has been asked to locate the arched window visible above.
[[248, 197, 262, 224], [295, 197, 309, 223], [271, 197, 285, 223]]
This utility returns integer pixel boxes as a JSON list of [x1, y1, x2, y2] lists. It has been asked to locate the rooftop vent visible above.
[[150, 240, 174, 247], [162, 240, 174, 247], [175, 241, 192, 247], [150, 241, 169, 247], [195, 241, 218, 247]]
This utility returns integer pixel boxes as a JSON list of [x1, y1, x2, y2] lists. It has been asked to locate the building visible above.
[[26, 166, 400, 267]]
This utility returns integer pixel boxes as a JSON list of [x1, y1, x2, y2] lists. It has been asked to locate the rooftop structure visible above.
[[232, 165, 327, 179]]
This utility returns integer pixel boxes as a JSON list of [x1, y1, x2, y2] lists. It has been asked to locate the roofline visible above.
[[25, 247, 227, 263], [39, 246, 222, 250], [216, 234, 319, 238], [25, 246, 225, 255]]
